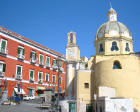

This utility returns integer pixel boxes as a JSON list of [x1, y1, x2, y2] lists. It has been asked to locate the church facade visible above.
[[66, 7, 140, 112]]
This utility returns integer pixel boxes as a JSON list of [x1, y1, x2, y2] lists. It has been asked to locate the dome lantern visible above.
[[107, 7, 117, 22]]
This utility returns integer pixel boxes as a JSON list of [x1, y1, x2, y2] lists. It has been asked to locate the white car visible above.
[[23, 95, 35, 100]]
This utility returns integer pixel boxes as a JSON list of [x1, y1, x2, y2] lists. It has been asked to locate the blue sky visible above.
[[0, 0, 140, 58]]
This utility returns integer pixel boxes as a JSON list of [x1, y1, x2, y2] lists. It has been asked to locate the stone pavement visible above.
[[0, 102, 51, 112]]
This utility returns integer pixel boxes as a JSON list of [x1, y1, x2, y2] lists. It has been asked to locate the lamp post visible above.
[[56, 56, 62, 112]]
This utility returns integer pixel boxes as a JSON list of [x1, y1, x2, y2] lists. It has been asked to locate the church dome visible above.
[[96, 8, 132, 39]]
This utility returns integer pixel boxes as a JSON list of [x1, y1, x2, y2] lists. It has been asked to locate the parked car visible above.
[[23, 95, 35, 101]]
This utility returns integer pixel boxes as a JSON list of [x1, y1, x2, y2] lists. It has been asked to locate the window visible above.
[[46, 56, 50, 67], [52, 59, 57, 66], [70, 33, 73, 44], [99, 43, 104, 53], [38, 72, 43, 82], [30, 51, 36, 63], [0, 61, 6, 76], [39, 54, 44, 65], [17, 46, 24, 59], [0, 39, 7, 54], [84, 83, 89, 88], [45, 73, 49, 82], [113, 61, 122, 69], [29, 70, 34, 81], [52, 75, 55, 83], [111, 41, 119, 51], [16, 65, 22, 79], [125, 43, 130, 52], [59, 77, 62, 84]]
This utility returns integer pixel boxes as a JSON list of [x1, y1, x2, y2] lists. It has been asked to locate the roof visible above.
[[0, 26, 65, 58]]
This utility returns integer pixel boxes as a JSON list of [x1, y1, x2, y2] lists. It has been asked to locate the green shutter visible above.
[[3, 64, 6, 72], [40, 55, 43, 63], [46, 74, 48, 81], [30, 51, 33, 58], [35, 53, 36, 60], [17, 47, 20, 54], [23, 49, 25, 55], [46, 57, 50, 66], [17, 66, 21, 75], [53, 76, 55, 83], [30, 70, 33, 78], [52, 87, 55, 93], [39, 72, 42, 80], [1, 40, 6, 50]]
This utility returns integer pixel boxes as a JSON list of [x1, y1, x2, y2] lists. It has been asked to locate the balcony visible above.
[[29, 78, 34, 83], [0, 72, 4, 77], [46, 64, 50, 69], [17, 54, 25, 61], [52, 65, 58, 71], [30, 58, 36, 64], [0, 48, 8, 57], [38, 80, 42, 84], [39, 62, 44, 67], [16, 75, 22, 80]]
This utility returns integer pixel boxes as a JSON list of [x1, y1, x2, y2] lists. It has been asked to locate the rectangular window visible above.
[[29, 70, 34, 80], [45, 73, 49, 82], [59, 77, 62, 84], [84, 83, 89, 88], [52, 75, 55, 83], [17, 46, 25, 59], [30, 51, 36, 62], [16, 65, 22, 79], [39, 54, 44, 65], [0, 39, 7, 54], [46, 56, 50, 67], [38, 71, 43, 82], [0, 62, 6, 73], [53, 59, 56, 66]]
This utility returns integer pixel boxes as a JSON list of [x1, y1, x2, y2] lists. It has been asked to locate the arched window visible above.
[[113, 61, 122, 69], [125, 43, 130, 52], [99, 43, 104, 53], [70, 33, 73, 44], [111, 41, 119, 51]]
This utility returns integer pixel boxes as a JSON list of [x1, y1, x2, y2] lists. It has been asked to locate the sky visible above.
[[0, 0, 140, 58]]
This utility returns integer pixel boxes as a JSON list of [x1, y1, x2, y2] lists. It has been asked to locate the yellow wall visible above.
[[76, 70, 92, 104], [94, 54, 140, 111]]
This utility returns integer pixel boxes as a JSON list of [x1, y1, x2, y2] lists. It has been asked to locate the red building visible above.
[[0, 26, 66, 97]]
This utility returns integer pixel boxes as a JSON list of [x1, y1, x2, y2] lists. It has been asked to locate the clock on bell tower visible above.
[[66, 31, 80, 62]]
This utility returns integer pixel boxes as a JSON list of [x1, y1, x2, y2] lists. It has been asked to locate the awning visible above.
[[36, 86, 45, 91], [14, 87, 26, 94]]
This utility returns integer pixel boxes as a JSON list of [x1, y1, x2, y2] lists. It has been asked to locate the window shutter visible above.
[[35, 53, 37, 60], [1, 40, 6, 49], [23, 49, 25, 55], [39, 72, 42, 80], [17, 66, 21, 75], [46, 74, 48, 81], [30, 71, 33, 78], [40, 55, 43, 62], [17, 47, 20, 54], [30, 52, 33, 58], [3, 64, 6, 72]]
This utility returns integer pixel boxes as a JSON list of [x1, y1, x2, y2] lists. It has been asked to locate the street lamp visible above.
[[56, 56, 62, 112]]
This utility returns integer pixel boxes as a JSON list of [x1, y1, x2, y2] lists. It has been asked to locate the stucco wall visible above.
[[94, 54, 140, 111]]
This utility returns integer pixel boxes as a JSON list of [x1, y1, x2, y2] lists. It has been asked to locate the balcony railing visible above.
[[52, 65, 58, 71], [30, 78, 34, 83], [38, 80, 42, 84], [39, 62, 44, 67], [17, 54, 25, 59], [16, 75, 22, 80], [30, 58, 36, 64], [0, 72, 4, 77]]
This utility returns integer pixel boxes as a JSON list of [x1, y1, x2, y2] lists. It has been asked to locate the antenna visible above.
[[109, 0, 112, 8]]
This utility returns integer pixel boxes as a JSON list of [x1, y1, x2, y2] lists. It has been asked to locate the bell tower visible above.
[[65, 31, 80, 98]]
